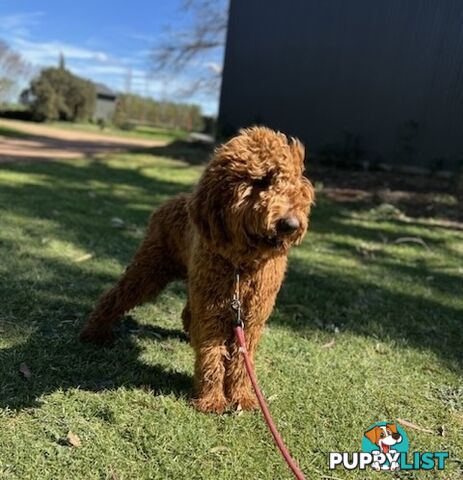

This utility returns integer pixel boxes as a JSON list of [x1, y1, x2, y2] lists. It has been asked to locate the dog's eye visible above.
[[380, 432, 385, 438], [252, 174, 272, 189]]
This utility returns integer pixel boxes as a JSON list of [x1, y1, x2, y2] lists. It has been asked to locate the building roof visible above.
[[94, 82, 117, 98]]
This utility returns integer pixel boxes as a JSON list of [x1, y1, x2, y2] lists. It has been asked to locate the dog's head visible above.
[[188, 126, 314, 258], [364, 424, 403, 454]]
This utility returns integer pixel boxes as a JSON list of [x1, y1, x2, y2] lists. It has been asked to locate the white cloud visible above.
[[0, 12, 44, 37], [72, 64, 128, 76], [11, 37, 110, 65]]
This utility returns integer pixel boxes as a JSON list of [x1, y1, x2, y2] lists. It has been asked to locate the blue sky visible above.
[[0, 1, 224, 114]]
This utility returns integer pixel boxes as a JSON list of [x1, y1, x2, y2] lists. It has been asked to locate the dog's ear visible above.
[[364, 426, 380, 445], [289, 137, 305, 169], [387, 423, 398, 434], [188, 172, 230, 246]]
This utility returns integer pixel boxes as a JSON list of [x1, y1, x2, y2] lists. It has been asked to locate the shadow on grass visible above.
[[279, 260, 462, 366], [0, 155, 461, 411], [0, 158, 195, 410], [132, 140, 213, 166], [0, 125, 28, 139], [276, 200, 462, 370], [0, 159, 193, 265], [1, 330, 193, 411], [0, 246, 193, 410]]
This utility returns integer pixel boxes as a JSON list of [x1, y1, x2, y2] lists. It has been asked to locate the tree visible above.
[[113, 93, 203, 131], [0, 40, 30, 103], [22, 66, 95, 121], [151, 0, 228, 95]]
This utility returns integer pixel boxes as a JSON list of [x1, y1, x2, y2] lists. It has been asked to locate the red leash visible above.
[[232, 272, 306, 480]]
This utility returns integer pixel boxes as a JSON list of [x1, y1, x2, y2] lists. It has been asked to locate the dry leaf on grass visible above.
[[322, 339, 336, 349], [65, 431, 82, 447], [210, 446, 230, 454], [107, 467, 119, 480], [397, 418, 434, 434], [19, 362, 31, 379], [74, 253, 93, 263]]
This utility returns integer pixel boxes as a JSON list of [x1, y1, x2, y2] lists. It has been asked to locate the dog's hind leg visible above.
[[80, 243, 181, 346], [80, 196, 189, 346]]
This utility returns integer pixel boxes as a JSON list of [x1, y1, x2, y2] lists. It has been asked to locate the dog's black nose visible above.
[[277, 216, 300, 235]]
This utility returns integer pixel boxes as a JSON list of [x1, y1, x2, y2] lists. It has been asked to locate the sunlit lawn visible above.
[[0, 150, 462, 479], [50, 121, 188, 142]]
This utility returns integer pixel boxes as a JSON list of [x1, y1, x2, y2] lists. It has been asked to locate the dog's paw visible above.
[[192, 394, 228, 414], [229, 392, 259, 411], [79, 327, 115, 347]]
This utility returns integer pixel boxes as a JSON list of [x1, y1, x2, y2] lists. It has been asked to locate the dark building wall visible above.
[[218, 0, 463, 169]]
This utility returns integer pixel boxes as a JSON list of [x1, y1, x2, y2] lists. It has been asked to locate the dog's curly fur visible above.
[[80, 126, 315, 413]]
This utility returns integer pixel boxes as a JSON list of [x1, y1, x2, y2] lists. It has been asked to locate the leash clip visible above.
[[231, 294, 244, 329], [231, 268, 244, 329], [230, 296, 241, 312]]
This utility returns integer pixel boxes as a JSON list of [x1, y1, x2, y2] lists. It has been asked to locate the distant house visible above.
[[93, 83, 117, 123], [218, 0, 463, 170]]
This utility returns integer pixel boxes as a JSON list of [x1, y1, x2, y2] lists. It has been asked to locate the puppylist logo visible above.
[[329, 421, 449, 472]]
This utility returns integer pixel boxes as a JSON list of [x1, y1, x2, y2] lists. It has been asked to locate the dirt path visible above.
[[0, 119, 165, 163]]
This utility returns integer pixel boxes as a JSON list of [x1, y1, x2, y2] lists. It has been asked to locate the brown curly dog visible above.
[[80, 126, 315, 413]]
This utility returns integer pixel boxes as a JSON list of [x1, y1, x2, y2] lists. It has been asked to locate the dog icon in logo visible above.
[[364, 423, 403, 471]]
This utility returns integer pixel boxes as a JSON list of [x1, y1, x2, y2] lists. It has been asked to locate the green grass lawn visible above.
[[50, 121, 188, 142], [0, 150, 462, 479]]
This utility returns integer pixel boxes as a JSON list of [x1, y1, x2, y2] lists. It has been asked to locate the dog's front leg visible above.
[[187, 263, 233, 414], [224, 322, 264, 411], [190, 331, 228, 414]]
